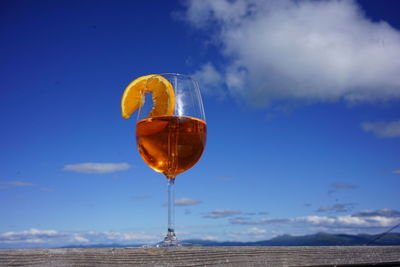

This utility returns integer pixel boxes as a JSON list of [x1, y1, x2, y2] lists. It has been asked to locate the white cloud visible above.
[[63, 162, 133, 174], [182, 0, 400, 107], [228, 208, 400, 233], [203, 235, 219, 241], [0, 229, 60, 244], [72, 235, 89, 243], [241, 227, 270, 240], [204, 209, 241, 218], [297, 208, 400, 229], [295, 214, 397, 228], [193, 62, 226, 98], [361, 120, 400, 138], [393, 170, 400, 174], [245, 227, 267, 234], [0, 229, 159, 248], [100, 232, 156, 241], [175, 197, 202, 206], [1, 208, 399, 247]]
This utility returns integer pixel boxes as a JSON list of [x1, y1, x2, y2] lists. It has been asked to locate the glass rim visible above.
[[137, 72, 205, 121], [154, 73, 199, 82]]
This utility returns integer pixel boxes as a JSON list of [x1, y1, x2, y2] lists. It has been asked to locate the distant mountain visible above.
[[60, 232, 400, 248], [185, 232, 400, 247]]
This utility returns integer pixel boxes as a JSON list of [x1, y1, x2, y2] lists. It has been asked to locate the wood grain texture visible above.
[[0, 246, 399, 267]]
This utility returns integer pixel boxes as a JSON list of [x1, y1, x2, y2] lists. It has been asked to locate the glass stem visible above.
[[165, 176, 177, 243]]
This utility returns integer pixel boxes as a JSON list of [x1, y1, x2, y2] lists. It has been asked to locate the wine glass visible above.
[[135, 73, 207, 247]]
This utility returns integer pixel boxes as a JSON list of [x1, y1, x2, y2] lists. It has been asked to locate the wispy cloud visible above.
[[0, 181, 35, 190], [63, 162, 133, 174], [204, 209, 241, 218], [316, 203, 356, 213], [328, 189, 338, 196], [392, 170, 400, 174], [181, 0, 400, 107], [5, 181, 34, 186], [331, 183, 358, 189], [230, 217, 290, 225], [352, 208, 400, 218], [361, 120, 400, 138], [175, 197, 202, 206]]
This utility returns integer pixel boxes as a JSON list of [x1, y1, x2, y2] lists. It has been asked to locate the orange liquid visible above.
[[136, 116, 207, 177]]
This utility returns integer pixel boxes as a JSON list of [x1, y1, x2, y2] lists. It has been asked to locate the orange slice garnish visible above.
[[121, 74, 175, 119]]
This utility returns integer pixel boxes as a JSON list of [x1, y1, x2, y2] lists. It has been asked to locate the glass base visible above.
[[142, 229, 200, 248], [157, 228, 178, 247]]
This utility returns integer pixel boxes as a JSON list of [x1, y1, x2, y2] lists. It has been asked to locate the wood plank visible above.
[[0, 246, 399, 267]]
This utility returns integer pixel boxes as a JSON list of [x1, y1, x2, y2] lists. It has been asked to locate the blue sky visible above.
[[1, 0, 400, 248]]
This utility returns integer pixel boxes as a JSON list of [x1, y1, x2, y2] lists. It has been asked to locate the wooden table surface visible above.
[[1, 246, 400, 267]]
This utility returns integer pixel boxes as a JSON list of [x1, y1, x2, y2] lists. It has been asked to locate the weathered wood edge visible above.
[[0, 246, 399, 267]]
